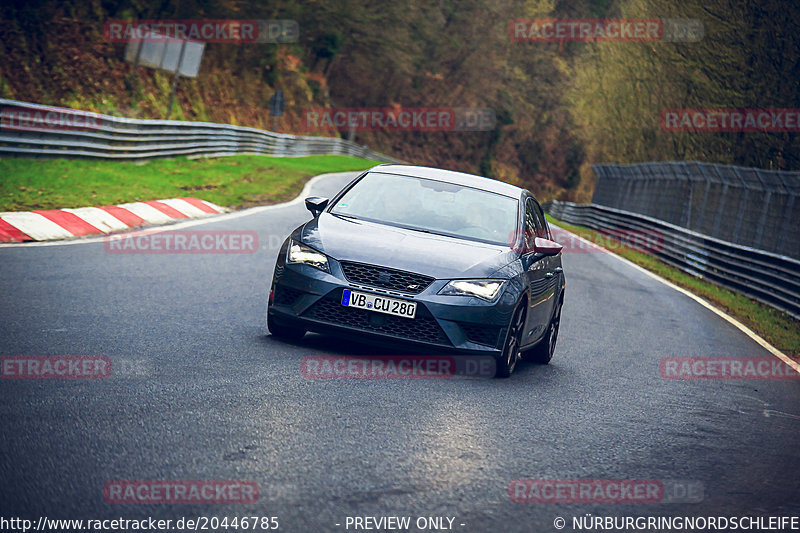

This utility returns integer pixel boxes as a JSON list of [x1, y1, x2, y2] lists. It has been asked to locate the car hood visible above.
[[298, 213, 515, 279]]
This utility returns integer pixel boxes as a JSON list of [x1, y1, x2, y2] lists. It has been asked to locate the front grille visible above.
[[303, 291, 450, 346], [340, 261, 434, 294], [273, 286, 304, 306], [461, 323, 502, 347]]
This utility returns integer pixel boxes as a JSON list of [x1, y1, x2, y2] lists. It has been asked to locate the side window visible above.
[[524, 199, 543, 251], [531, 200, 549, 239]]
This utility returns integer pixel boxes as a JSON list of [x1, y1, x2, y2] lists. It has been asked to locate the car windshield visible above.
[[330, 172, 518, 245]]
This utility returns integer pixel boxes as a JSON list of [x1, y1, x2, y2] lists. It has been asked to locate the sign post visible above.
[[269, 90, 285, 131], [167, 41, 187, 118]]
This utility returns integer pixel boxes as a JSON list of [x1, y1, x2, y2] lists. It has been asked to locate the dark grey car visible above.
[[267, 164, 565, 377]]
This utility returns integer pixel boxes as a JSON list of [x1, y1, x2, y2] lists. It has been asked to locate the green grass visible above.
[[547, 215, 800, 360], [0, 155, 379, 211]]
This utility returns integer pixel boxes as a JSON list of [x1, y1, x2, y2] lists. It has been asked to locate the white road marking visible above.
[[197, 199, 226, 213], [116, 202, 175, 224], [763, 410, 800, 421], [62, 207, 129, 233], [158, 198, 215, 218], [0, 212, 75, 240]]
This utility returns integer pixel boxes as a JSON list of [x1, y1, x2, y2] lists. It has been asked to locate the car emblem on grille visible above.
[[407, 284, 420, 290]]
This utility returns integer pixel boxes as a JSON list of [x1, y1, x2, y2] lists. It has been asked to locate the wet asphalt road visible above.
[[1, 171, 799, 532]]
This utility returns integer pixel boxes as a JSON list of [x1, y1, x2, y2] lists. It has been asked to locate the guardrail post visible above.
[[680, 162, 692, 228], [777, 194, 796, 255], [634, 164, 647, 215], [695, 163, 713, 232], [711, 182, 729, 240], [730, 168, 749, 244], [753, 190, 772, 250], [749, 168, 772, 250], [615, 165, 624, 210]]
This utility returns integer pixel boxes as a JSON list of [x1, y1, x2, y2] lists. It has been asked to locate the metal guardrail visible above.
[[0, 99, 404, 163], [546, 201, 800, 321]]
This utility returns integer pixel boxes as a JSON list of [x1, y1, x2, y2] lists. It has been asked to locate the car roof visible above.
[[369, 164, 525, 199]]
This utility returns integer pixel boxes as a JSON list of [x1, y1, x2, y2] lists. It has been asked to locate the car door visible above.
[[521, 197, 553, 346], [531, 198, 560, 320]]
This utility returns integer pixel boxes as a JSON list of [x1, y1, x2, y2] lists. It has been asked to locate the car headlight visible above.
[[438, 279, 505, 301], [287, 240, 330, 272]]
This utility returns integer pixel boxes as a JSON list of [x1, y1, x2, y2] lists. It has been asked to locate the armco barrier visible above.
[[0, 99, 404, 163], [545, 201, 800, 320]]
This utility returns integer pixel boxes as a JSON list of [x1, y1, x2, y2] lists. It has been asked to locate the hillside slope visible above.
[[2, 0, 798, 202]]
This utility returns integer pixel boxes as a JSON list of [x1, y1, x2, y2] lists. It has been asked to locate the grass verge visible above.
[[547, 215, 800, 360], [0, 155, 379, 211]]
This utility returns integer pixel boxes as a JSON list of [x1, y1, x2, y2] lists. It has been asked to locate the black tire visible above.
[[522, 300, 562, 364], [495, 302, 526, 378], [267, 307, 306, 341]]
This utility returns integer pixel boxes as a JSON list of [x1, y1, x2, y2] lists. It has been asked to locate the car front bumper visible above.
[[268, 252, 521, 356]]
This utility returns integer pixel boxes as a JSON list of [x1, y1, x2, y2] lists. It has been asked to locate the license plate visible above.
[[341, 289, 417, 319]]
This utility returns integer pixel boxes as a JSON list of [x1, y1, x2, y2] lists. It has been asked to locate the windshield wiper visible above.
[[402, 226, 449, 237], [332, 213, 361, 221]]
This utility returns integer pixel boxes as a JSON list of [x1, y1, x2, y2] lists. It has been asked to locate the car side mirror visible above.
[[305, 197, 329, 217], [534, 237, 562, 256]]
